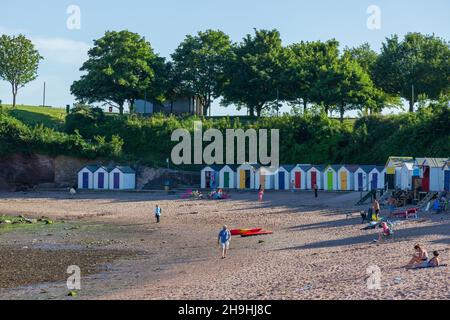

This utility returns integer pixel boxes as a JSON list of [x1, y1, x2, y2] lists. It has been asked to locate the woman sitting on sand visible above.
[[428, 251, 440, 268], [406, 244, 429, 269]]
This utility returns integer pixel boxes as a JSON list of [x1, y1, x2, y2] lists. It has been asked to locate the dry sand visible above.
[[0, 190, 448, 300]]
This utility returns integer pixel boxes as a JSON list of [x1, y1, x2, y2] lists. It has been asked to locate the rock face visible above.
[[0, 153, 200, 190], [137, 167, 200, 189], [0, 154, 55, 191]]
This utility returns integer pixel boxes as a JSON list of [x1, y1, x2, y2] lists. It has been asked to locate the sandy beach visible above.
[[0, 190, 448, 300]]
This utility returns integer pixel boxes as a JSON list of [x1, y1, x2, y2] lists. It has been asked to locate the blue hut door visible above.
[[82, 172, 89, 189], [371, 173, 378, 190], [444, 171, 450, 191], [98, 173, 105, 189], [358, 173, 363, 191], [114, 173, 120, 189], [279, 171, 285, 190]]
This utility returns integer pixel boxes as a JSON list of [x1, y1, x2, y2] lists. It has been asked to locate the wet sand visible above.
[[0, 190, 448, 300]]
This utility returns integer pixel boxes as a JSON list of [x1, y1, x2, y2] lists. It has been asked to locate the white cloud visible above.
[[32, 37, 90, 66], [0, 25, 90, 66]]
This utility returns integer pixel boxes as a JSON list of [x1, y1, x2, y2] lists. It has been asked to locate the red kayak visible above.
[[231, 228, 262, 236], [241, 230, 274, 237]]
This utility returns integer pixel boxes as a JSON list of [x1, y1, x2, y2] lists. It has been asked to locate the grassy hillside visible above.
[[0, 104, 449, 168], [2, 105, 66, 129]]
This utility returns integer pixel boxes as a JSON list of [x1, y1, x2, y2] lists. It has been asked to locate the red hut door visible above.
[[295, 172, 301, 189], [311, 172, 317, 189], [422, 166, 430, 192]]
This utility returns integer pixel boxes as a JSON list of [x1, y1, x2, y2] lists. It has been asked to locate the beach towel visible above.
[[411, 264, 447, 270]]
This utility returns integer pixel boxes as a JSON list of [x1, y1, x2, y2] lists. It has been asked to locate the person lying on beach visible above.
[[405, 244, 429, 269]]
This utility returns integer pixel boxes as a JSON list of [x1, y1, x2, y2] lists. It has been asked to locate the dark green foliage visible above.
[[0, 112, 123, 159], [1, 105, 448, 166]]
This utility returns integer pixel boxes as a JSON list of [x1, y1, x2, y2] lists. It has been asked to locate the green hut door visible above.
[[224, 172, 230, 188], [327, 171, 334, 190]]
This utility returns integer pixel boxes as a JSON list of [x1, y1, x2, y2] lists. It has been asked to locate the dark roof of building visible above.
[[281, 164, 296, 172], [296, 164, 312, 172], [326, 165, 343, 172], [342, 165, 359, 173], [115, 166, 136, 174], [358, 165, 376, 174], [78, 165, 100, 173]]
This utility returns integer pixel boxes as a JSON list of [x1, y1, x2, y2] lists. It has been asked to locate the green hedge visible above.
[[1, 106, 449, 166]]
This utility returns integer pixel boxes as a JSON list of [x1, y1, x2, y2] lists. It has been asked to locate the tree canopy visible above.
[[71, 30, 166, 114], [0, 34, 42, 108], [373, 33, 450, 112]]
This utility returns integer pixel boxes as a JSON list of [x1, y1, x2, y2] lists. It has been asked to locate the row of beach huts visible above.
[[77, 165, 136, 190], [201, 157, 450, 192], [76, 157, 450, 192]]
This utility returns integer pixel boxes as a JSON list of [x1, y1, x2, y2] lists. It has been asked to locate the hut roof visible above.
[[343, 165, 360, 173], [79, 165, 100, 173], [115, 166, 136, 174]]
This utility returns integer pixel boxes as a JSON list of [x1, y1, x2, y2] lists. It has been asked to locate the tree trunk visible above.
[[324, 105, 329, 115], [119, 102, 124, 115], [303, 100, 307, 113], [249, 106, 255, 117], [11, 83, 17, 108], [409, 99, 414, 113], [339, 104, 345, 123]]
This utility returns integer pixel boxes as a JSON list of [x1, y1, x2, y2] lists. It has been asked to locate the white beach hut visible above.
[[275, 165, 294, 190], [419, 158, 448, 192], [237, 163, 259, 190], [306, 165, 324, 190], [290, 165, 310, 190], [400, 162, 414, 191], [323, 165, 340, 191], [368, 166, 385, 191], [354, 165, 375, 192], [218, 165, 236, 189], [109, 166, 136, 190], [201, 165, 221, 189], [442, 160, 450, 192], [77, 165, 98, 190], [337, 165, 358, 191], [93, 166, 111, 190], [255, 166, 276, 190]]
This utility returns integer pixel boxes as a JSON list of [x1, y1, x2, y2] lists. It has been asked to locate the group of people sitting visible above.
[[208, 188, 229, 200], [405, 244, 443, 269], [432, 193, 449, 213]]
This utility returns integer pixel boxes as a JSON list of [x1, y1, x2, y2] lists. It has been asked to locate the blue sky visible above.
[[0, 0, 449, 115]]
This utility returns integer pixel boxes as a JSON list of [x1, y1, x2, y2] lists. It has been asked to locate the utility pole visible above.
[[276, 88, 280, 117], [42, 82, 46, 107]]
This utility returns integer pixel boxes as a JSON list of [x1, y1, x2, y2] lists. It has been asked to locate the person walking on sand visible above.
[[155, 205, 162, 223], [313, 184, 319, 199], [258, 185, 264, 202], [218, 225, 231, 259]]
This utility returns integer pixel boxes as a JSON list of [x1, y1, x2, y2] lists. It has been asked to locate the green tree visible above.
[[284, 40, 340, 113], [345, 44, 401, 115], [0, 34, 42, 108], [374, 33, 450, 112], [71, 30, 166, 115], [171, 30, 232, 116], [221, 29, 285, 117], [325, 53, 375, 122]]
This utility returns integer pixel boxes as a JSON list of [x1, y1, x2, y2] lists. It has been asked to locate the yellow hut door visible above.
[[340, 171, 347, 190], [240, 170, 246, 189]]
